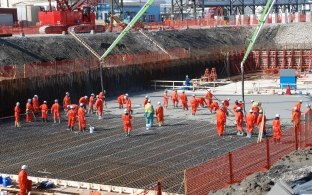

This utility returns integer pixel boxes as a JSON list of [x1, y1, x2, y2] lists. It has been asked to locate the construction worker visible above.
[[143, 95, 149, 107], [190, 94, 198, 115], [251, 100, 260, 125], [171, 90, 179, 108], [272, 114, 281, 143], [245, 109, 255, 138], [122, 109, 132, 137], [117, 94, 125, 109], [185, 75, 191, 90], [293, 100, 303, 114], [32, 95, 39, 114], [235, 107, 244, 135], [223, 98, 230, 108], [203, 68, 210, 81], [78, 103, 86, 132], [238, 100, 244, 110], [156, 102, 164, 126], [25, 99, 33, 123], [292, 107, 301, 139], [95, 95, 103, 119], [144, 99, 153, 130], [205, 89, 213, 107], [304, 104, 312, 122], [257, 110, 267, 136], [18, 165, 32, 195], [67, 106, 76, 131], [163, 90, 168, 109], [14, 102, 21, 128], [63, 92, 71, 112], [51, 99, 60, 123], [88, 93, 95, 114], [39, 101, 48, 122], [180, 91, 188, 110], [196, 97, 206, 108], [216, 107, 226, 136], [98, 90, 106, 103], [124, 94, 132, 113], [209, 101, 219, 113], [79, 96, 88, 109], [286, 84, 291, 95]]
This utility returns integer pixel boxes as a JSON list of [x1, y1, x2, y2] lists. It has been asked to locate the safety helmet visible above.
[[227, 98, 230, 100], [300, 100, 303, 103], [236, 107, 241, 110], [275, 114, 280, 118], [124, 109, 128, 113], [70, 105, 74, 109], [27, 99, 31, 103], [67, 105, 70, 108], [145, 95, 148, 98], [91, 93, 94, 96], [84, 96, 87, 99], [125, 93, 129, 96], [250, 100, 254, 103], [34, 95, 38, 98], [249, 109, 253, 113], [80, 103, 84, 107], [192, 94, 195, 97], [148, 99, 151, 103], [16, 102, 20, 106], [21, 165, 27, 170], [66, 92, 69, 95], [157, 101, 161, 105], [239, 100, 242, 102], [55, 99, 58, 103], [43, 101, 47, 104], [293, 107, 298, 111]]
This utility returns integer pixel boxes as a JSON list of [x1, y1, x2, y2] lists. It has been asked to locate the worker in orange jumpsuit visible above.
[[293, 100, 303, 114], [51, 99, 60, 123], [245, 109, 255, 138], [251, 102, 260, 125], [78, 103, 86, 132], [39, 101, 48, 122], [143, 95, 149, 107], [122, 109, 132, 137], [256, 110, 267, 136], [190, 94, 199, 115], [180, 91, 188, 110], [95, 95, 103, 119], [233, 100, 239, 118], [209, 101, 219, 113], [18, 165, 32, 195], [63, 92, 71, 112], [272, 114, 281, 143], [223, 98, 230, 108], [292, 107, 301, 142], [98, 90, 106, 107], [238, 100, 244, 109], [32, 95, 39, 114], [88, 93, 95, 114], [171, 90, 179, 108], [156, 102, 164, 126], [67, 106, 76, 131], [203, 68, 210, 81], [25, 99, 33, 123], [79, 96, 88, 108], [117, 94, 125, 109], [14, 102, 21, 128], [304, 104, 312, 124], [205, 89, 213, 107], [163, 90, 168, 109], [124, 94, 132, 113], [235, 107, 244, 135], [216, 107, 226, 136]]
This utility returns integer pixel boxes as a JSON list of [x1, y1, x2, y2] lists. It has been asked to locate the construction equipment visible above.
[[38, 0, 105, 34]]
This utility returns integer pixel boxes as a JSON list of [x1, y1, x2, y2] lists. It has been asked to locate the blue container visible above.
[[2, 176, 11, 187], [0, 175, 2, 185]]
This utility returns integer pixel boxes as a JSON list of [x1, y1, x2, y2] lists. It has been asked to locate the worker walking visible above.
[[25, 99, 33, 123], [272, 114, 282, 143], [63, 92, 71, 112], [122, 109, 132, 136], [180, 91, 188, 110], [235, 107, 244, 135], [88, 93, 95, 114], [156, 102, 164, 126], [39, 101, 48, 122], [144, 99, 154, 130], [18, 165, 32, 195], [163, 90, 168, 109], [190, 94, 199, 115], [78, 103, 86, 132], [245, 110, 255, 138], [32, 95, 39, 114], [67, 106, 76, 131], [171, 90, 179, 108], [95, 95, 103, 119], [14, 102, 21, 128], [216, 107, 226, 136], [51, 99, 60, 123]]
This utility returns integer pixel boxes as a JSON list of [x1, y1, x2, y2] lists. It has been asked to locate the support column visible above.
[[236, 15, 240, 26], [250, 14, 257, 25], [282, 13, 288, 23], [295, 12, 300, 23], [306, 12, 312, 22], [271, 13, 277, 24]]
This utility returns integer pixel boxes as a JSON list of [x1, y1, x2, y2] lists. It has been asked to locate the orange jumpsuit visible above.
[[143, 98, 148, 107], [39, 103, 48, 121], [196, 97, 206, 107], [78, 107, 86, 131], [205, 91, 213, 107], [15, 105, 21, 123], [88, 96, 95, 112], [25, 103, 33, 122], [98, 92, 105, 101], [125, 98, 132, 113], [251, 105, 260, 125], [180, 93, 188, 110], [236, 111, 243, 132], [171, 91, 179, 107], [117, 94, 125, 109], [256, 114, 266, 134], [304, 109, 312, 125], [122, 113, 132, 134], [67, 109, 76, 128], [292, 111, 301, 133], [223, 99, 230, 107], [32, 97, 39, 114], [272, 119, 281, 142], [209, 102, 219, 112], [190, 97, 199, 115], [163, 93, 168, 109], [233, 103, 239, 118], [245, 113, 254, 133], [63, 95, 71, 111], [216, 108, 226, 136], [79, 97, 88, 106], [95, 98, 103, 117], [18, 169, 32, 195], [156, 105, 164, 125], [51, 103, 60, 120]]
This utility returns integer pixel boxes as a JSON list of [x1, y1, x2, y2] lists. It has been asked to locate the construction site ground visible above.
[[0, 76, 310, 194]]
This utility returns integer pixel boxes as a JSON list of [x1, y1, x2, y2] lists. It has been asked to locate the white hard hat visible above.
[[227, 98, 230, 100], [91, 93, 94, 96], [55, 99, 58, 103], [96, 95, 99, 98], [250, 100, 254, 103], [16, 102, 20, 106], [27, 99, 31, 102], [80, 103, 84, 107], [124, 109, 128, 113], [34, 95, 38, 98], [236, 107, 241, 110], [300, 100, 303, 102], [43, 101, 47, 104], [192, 94, 195, 97], [84, 96, 87, 99], [293, 107, 298, 111], [249, 109, 253, 113], [125, 93, 129, 96], [157, 101, 161, 105], [148, 99, 151, 103], [21, 165, 27, 170], [275, 114, 280, 118], [239, 100, 242, 102], [66, 92, 69, 95], [70, 105, 74, 109]]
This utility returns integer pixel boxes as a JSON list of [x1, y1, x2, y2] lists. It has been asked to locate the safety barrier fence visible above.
[[0, 48, 189, 79], [184, 114, 312, 195]]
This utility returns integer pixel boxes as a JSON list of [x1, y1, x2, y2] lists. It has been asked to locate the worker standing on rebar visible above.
[[171, 90, 179, 108], [32, 95, 39, 114], [117, 94, 125, 109], [39, 101, 48, 122], [51, 99, 60, 123], [190, 94, 198, 115], [14, 102, 21, 128], [205, 89, 213, 107], [196, 97, 206, 108], [143, 95, 149, 107], [156, 102, 164, 126], [251, 100, 260, 126], [18, 165, 32, 195], [180, 91, 188, 110], [292, 107, 301, 140], [95, 95, 103, 119], [223, 98, 230, 108], [98, 90, 106, 107], [216, 107, 226, 136], [63, 92, 71, 112], [122, 109, 132, 137], [88, 93, 95, 114], [79, 96, 88, 109], [163, 90, 168, 109], [257, 110, 266, 136], [209, 101, 219, 114], [235, 107, 244, 135], [25, 99, 33, 123], [124, 94, 132, 114], [78, 103, 86, 132], [292, 100, 303, 115], [67, 106, 76, 131], [272, 114, 281, 143], [144, 99, 153, 130], [245, 110, 255, 138]]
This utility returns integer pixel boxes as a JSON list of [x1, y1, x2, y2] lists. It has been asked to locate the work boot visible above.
[[54, 119, 56, 123], [246, 132, 251, 138], [58, 119, 61, 124]]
